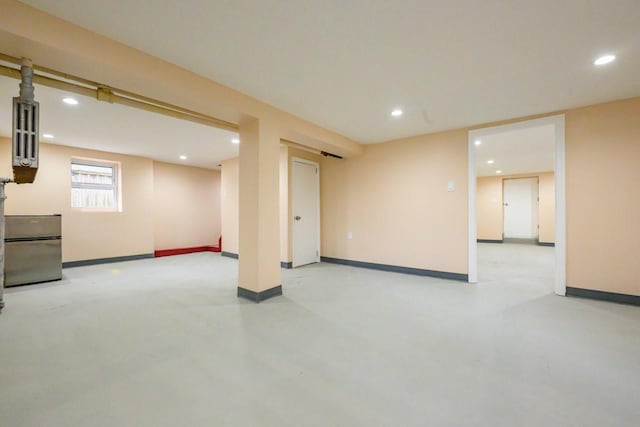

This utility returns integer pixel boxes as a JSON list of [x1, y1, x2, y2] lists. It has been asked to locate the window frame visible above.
[[70, 158, 122, 212]]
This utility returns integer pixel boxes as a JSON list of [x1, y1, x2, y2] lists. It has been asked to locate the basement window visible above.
[[71, 159, 121, 211]]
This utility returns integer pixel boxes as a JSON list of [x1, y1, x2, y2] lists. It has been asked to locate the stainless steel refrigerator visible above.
[[4, 215, 62, 287]]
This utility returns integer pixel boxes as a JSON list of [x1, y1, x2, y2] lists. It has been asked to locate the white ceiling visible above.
[[21, 0, 640, 144], [475, 125, 555, 177], [0, 75, 239, 169]]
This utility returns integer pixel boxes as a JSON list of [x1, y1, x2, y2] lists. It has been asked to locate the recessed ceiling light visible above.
[[391, 109, 403, 117], [474, 140, 482, 146], [594, 54, 616, 66], [179, 155, 187, 160], [496, 170, 503, 174], [487, 159, 495, 164], [42, 133, 54, 139], [62, 97, 79, 105], [231, 138, 240, 144]]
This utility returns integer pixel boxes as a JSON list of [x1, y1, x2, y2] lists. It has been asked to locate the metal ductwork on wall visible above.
[[12, 58, 39, 184]]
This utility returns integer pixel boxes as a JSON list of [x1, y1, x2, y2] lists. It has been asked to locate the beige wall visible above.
[[1, 138, 223, 262], [321, 130, 468, 274], [221, 157, 239, 254], [222, 144, 321, 263], [279, 146, 289, 262], [222, 98, 640, 296], [0, 138, 154, 262], [152, 162, 221, 250], [320, 97, 639, 294], [477, 172, 555, 243], [566, 97, 640, 296], [477, 176, 504, 241], [538, 173, 555, 244]]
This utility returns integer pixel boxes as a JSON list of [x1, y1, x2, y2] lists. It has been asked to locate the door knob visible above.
[[295, 216, 301, 221]]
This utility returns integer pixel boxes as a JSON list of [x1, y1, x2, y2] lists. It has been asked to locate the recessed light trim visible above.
[[179, 155, 187, 160], [496, 170, 503, 174], [231, 138, 240, 144], [62, 97, 79, 105], [487, 160, 494, 164], [594, 54, 616, 66], [391, 109, 403, 117], [43, 133, 54, 139]]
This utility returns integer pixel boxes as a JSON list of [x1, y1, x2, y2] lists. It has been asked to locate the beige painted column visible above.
[[237, 116, 282, 302]]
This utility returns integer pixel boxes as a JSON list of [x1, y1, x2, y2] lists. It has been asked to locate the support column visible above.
[[237, 117, 282, 302]]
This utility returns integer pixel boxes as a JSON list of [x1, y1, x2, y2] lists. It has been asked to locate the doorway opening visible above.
[[468, 115, 565, 295], [291, 157, 320, 268], [0, 71, 235, 275]]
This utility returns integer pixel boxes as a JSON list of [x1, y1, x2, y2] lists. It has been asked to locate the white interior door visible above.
[[503, 177, 538, 239], [292, 160, 319, 267]]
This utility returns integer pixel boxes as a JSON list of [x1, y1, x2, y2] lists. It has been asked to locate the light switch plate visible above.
[[448, 181, 455, 192], [347, 231, 353, 240]]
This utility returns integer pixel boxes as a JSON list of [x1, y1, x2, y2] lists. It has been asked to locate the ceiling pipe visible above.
[[18, 58, 35, 103], [1, 52, 341, 160], [0, 52, 238, 132]]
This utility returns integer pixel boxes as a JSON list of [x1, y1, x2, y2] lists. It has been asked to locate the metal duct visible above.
[[12, 58, 39, 184]]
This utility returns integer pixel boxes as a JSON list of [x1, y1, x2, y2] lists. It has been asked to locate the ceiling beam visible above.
[[0, 56, 238, 132], [0, 0, 363, 157]]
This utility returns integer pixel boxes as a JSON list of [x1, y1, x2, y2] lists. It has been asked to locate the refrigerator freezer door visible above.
[[5, 215, 61, 240], [5, 239, 62, 287]]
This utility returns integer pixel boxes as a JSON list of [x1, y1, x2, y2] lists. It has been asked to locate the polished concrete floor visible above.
[[1, 244, 639, 426]]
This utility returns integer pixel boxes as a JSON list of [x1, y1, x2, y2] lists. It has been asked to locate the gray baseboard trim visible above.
[[566, 287, 640, 306], [320, 256, 468, 282], [221, 251, 239, 259], [537, 241, 555, 247], [63, 253, 154, 269], [477, 239, 503, 244], [5, 277, 62, 288], [221, 252, 291, 269], [237, 285, 283, 303], [503, 238, 538, 244]]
